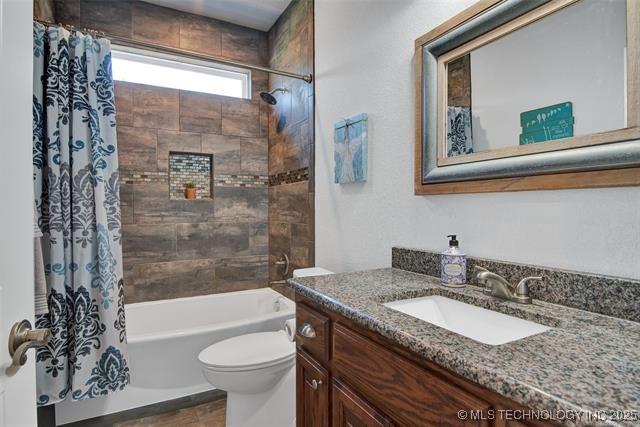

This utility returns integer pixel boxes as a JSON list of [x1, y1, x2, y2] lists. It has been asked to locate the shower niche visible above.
[[168, 152, 213, 200]]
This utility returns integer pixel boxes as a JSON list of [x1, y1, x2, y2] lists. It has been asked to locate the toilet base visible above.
[[225, 365, 296, 427]]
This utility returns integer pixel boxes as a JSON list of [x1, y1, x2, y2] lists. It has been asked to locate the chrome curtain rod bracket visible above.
[[34, 19, 313, 84]]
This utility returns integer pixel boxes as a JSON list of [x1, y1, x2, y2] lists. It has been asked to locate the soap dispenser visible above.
[[441, 235, 466, 287]]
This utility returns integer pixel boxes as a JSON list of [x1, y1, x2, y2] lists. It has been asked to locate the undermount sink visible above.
[[383, 295, 550, 345]]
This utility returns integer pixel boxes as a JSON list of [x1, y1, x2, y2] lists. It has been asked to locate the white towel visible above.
[[34, 204, 48, 316]]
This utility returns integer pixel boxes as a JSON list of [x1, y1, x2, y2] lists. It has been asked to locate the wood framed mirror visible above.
[[414, 0, 640, 195]]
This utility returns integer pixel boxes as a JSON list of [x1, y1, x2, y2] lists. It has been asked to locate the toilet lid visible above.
[[199, 331, 295, 371]]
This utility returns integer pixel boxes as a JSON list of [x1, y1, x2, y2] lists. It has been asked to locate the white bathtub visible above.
[[55, 288, 295, 425]]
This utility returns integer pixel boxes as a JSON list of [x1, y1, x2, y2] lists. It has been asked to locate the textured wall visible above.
[[267, 0, 315, 282], [55, 0, 271, 302], [314, 0, 640, 280]]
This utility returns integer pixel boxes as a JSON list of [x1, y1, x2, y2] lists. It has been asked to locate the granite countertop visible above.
[[289, 268, 640, 426]]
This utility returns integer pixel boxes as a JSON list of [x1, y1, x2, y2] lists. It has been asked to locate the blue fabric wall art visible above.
[[33, 22, 129, 405], [334, 113, 368, 183]]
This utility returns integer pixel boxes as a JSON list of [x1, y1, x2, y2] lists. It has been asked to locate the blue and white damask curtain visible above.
[[32, 22, 129, 405]]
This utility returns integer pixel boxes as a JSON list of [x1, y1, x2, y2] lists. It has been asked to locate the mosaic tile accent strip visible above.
[[269, 167, 309, 186], [121, 171, 168, 185], [214, 174, 269, 188], [391, 247, 640, 322], [169, 153, 212, 199]]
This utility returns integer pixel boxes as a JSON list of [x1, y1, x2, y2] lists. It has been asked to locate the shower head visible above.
[[259, 88, 287, 105]]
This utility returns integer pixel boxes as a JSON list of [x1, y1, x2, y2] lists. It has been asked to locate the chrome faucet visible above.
[[473, 266, 541, 304]]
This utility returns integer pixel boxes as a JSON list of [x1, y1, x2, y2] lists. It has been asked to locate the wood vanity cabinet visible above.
[[294, 293, 553, 427], [297, 349, 329, 427]]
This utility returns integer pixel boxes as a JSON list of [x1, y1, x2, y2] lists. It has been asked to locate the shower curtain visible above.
[[32, 22, 129, 405]]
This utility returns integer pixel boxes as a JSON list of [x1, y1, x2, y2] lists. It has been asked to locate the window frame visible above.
[[111, 44, 252, 99]]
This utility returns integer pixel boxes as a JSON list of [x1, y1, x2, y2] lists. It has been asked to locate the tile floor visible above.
[[114, 399, 226, 427]]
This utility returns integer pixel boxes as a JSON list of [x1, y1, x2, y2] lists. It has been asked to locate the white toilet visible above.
[[198, 267, 333, 427]]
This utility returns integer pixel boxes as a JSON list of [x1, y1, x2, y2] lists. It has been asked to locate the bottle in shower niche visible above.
[[441, 235, 466, 287]]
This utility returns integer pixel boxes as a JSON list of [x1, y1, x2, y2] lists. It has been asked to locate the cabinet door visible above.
[[297, 350, 329, 427], [333, 380, 393, 427], [333, 324, 491, 426]]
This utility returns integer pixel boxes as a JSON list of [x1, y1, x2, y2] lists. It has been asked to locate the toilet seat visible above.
[[199, 331, 295, 372]]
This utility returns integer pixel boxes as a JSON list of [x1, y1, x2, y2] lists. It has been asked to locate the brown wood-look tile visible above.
[[194, 399, 226, 426], [179, 91, 222, 134], [251, 71, 269, 101], [119, 183, 134, 225], [240, 137, 268, 174], [268, 181, 311, 224], [113, 405, 199, 427], [220, 23, 267, 66], [133, 85, 179, 131], [268, 139, 302, 176], [250, 222, 268, 256], [132, 1, 179, 47], [201, 134, 241, 174], [213, 187, 267, 223], [133, 183, 214, 224], [122, 223, 176, 263], [79, 0, 132, 38], [291, 244, 311, 270], [289, 0, 312, 37], [221, 99, 260, 138], [179, 14, 222, 57], [290, 79, 310, 125], [126, 258, 216, 303], [259, 104, 269, 138], [268, 13, 290, 67], [176, 222, 251, 259], [55, 0, 80, 25], [34, 0, 55, 21], [117, 126, 157, 172], [114, 82, 134, 127], [156, 130, 202, 171], [214, 255, 268, 293], [268, 220, 291, 280]]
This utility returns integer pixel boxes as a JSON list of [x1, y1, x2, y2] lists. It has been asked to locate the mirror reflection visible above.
[[445, 0, 628, 158]]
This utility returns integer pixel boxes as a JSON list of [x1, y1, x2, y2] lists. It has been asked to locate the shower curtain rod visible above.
[[34, 19, 313, 83]]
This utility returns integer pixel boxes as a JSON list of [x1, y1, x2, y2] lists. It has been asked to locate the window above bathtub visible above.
[[111, 45, 251, 99]]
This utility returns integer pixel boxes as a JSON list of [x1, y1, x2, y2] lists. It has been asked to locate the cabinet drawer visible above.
[[333, 379, 393, 427], [333, 323, 491, 426], [297, 349, 329, 427], [296, 303, 330, 362]]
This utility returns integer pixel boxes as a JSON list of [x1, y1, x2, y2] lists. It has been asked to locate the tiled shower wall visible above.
[[268, 0, 315, 282], [54, 0, 271, 303]]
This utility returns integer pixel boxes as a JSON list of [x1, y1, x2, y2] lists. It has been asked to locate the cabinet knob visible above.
[[298, 323, 316, 338], [307, 379, 323, 390]]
